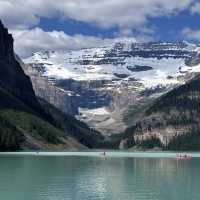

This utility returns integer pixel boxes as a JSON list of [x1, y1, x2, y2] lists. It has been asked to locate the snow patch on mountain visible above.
[[24, 42, 198, 89]]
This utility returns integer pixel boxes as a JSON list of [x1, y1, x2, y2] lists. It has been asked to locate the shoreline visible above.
[[0, 151, 199, 158]]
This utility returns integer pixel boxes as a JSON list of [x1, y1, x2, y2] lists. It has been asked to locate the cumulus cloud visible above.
[[0, 0, 195, 58], [0, 0, 194, 30], [182, 28, 200, 41], [190, 2, 200, 14], [11, 28, 137, 58]]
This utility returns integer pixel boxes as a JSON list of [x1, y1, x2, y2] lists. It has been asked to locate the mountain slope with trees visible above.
[[123, 73, 200, 150], [0, 20, 107, 151]]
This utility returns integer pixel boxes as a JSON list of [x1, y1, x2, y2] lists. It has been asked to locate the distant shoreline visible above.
[[0, 151, 200, 158]]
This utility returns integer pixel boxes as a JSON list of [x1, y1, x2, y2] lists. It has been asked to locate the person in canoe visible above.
[[101, 151, 106, 157], [176, 154, 192, 160]]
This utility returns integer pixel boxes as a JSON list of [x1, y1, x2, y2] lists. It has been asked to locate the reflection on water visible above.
[[0, 156, 199, 200]]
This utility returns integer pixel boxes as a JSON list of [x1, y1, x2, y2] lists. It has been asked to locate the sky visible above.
[[1, 0, 200, 58]]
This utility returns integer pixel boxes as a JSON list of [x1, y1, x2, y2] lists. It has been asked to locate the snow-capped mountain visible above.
[[23, 41, 200, 135], [24, 41, 200, 87]]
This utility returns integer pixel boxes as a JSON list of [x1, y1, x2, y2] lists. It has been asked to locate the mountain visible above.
[[24, 40, 200, 136], [0, 21, 44, 115], [18, 57, 113, 148], [122, 73, 200, 151], [0, 20, 106, 150], [18, 58, 75, 116], [4, 18, 200, 151]]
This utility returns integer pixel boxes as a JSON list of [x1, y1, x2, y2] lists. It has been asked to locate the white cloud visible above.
[[190, 2, 200, 14], [0, 0, 194, 58], [0, 0, 194, 30], [182, 28, 200, 41], [11, 28, 137, 58]]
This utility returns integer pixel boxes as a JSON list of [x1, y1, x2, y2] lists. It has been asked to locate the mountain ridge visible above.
[[0, 20, 106, 150], [24, 40, 200, 135]]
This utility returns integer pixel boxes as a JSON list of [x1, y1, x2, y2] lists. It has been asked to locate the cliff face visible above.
[[20, 62, 75, 115], [0, 21, 43, 113]]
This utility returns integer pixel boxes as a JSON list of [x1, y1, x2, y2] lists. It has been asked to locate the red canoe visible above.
[[175, 154, 192, 160]]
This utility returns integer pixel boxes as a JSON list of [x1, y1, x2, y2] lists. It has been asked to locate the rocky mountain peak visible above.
[[0, 20, 45, 115], [0, 20, 14, 62]]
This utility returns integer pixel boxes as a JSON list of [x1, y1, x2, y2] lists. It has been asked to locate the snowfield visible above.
[[24, 41, 199, 89]]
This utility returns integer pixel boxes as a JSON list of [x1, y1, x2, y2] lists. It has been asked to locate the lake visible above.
[[0, 152, 199, 200]]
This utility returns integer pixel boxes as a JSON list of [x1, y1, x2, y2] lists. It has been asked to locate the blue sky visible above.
[[151, 10, 200, 41], [1, 0, 200, 57], [39, 17, 118, 38], [38, 10, 200, 42]]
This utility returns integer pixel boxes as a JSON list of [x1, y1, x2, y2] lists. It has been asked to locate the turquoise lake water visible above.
[[0, 152, 200, 200]]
